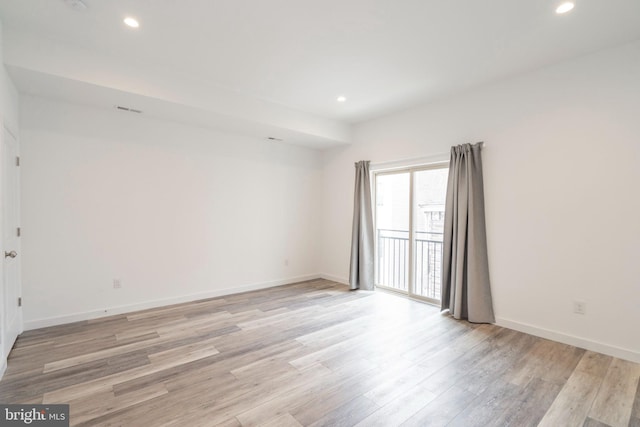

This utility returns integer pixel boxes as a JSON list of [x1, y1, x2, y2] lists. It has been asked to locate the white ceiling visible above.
[[1, 0, 640, 147]]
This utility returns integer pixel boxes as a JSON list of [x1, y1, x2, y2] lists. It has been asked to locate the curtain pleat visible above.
[[441, 143, 495, 323], [349, 161, 375, 290]]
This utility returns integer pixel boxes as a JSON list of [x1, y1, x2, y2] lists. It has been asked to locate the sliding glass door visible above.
[[374, 164, 448, 303]]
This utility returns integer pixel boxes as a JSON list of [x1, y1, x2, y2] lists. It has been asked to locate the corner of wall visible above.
[[496, 317, 640, 364], [320, 273, 349, 286]]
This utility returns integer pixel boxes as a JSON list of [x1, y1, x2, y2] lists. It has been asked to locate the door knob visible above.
[[4, 251, 17, 258]]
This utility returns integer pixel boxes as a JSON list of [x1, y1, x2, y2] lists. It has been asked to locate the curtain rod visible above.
[[370, 142, 486, 170]]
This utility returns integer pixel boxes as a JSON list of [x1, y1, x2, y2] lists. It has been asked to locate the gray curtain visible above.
[[349, 161, 375, 290], [441, 143, 495, 323]]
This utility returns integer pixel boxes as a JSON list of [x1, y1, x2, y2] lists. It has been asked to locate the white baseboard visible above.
[[496, 317, 640, 364], [24, 274, 321, 331], [319, 273, 349, 286]]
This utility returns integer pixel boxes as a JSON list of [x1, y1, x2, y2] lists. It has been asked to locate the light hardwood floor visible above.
[[1, 279, 639, 427]]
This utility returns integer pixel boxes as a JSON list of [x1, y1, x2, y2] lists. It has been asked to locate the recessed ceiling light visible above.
[[556, 2, 575, 14], [124, 17, 140, 28], [337, 96, 347, 103]]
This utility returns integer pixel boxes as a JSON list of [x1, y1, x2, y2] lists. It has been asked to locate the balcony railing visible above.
[[376, 229, 443, 300]]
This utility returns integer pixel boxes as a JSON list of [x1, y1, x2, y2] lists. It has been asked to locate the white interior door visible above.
[[2, 125, 22, 358]]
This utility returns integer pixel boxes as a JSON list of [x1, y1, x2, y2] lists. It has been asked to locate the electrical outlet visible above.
[[113, 279, 122, 289], [284, 259, 289, 266], [573, 300, 586, 315]]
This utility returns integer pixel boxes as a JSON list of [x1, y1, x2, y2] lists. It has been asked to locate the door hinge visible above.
[[16, 156, 20, 167], [18, 297, 22, 307], [17, 227, 21, 237]]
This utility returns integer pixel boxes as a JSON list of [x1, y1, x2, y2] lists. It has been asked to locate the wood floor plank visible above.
[[146, 336, 220, 365], [42, 348, 219, 403], [42, 334, 169, 373], [287, 372, 382, 426], [538, 351, 612, 427], [399, 385, 478, 427], [236, 363, 371, 426], [0, 350, 152, 404], [503, 338, 555, 387], [460, 330, 538, 395], [417, 328, 517, 395], [0, 279, 638, 427], [363, 363, 435, 407], [446, 379, 522, 427], [588, 358, 640, 427], [491, 377, 563, 427], [206, 363, 335, 426], [258, 413, 303, 427], [70, 383, 168, 425], [306, 395, 380, 427], [229, 343, 307, 380], [582, 417, 613, 427], [375, 325, 498, 396], [400, 319, 478, 364], [502, 338, 585, 388], [538, 343, 586, 386], [354, 379, 438, 427], [631, 379, 640, 427]]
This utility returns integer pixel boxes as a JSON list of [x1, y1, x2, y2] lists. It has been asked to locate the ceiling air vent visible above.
[[114, 105, 143, 114], [63, 0, 87, 11]]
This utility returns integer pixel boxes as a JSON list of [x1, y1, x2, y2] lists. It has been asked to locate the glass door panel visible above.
[[375, 172, 410, 292], [411, 168, 449, 301]]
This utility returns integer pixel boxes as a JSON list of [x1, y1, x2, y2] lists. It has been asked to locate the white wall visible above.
[[320, 41, 640, 362], [0, 73, 17, 136], [21, 96, 322, 328]]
